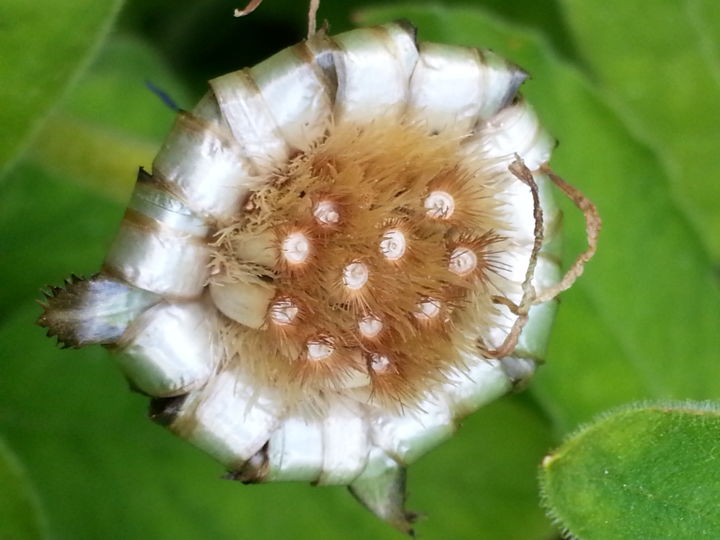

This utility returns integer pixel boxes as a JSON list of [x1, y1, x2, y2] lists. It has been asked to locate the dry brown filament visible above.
[[234, 0, 264, 17], [482, 157, 544, 358], [483, 158, 601, 358], [308, 0, 320, 38], [535, 163, 602, 303]]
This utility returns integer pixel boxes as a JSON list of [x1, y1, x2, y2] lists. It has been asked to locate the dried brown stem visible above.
[[483, 156, 544, 358], [234, 0, 319, 38], [534, 164, 601, 304], [483, 160, 600, 358], [308, 0, 320, 38], [234, 0, 264, 17]]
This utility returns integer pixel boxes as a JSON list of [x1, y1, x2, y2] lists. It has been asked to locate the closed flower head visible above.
[[38, 20, 598, 534]]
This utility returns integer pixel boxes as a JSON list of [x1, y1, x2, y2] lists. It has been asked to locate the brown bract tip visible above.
[[37, 274, 94, 349], [36, 274, 158, 350]]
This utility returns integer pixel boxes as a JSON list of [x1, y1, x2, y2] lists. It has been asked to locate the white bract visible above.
[[38, 22, 570, 534]]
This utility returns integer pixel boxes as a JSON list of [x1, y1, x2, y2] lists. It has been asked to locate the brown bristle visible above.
[[423, 167, 504, 231], [446, 230, 507, 287], [289, 336, 366, 390], [365, 350, 414, 405], [274, 223, 318, 277], [210, 120, 509, 410], [309, 191, 354, 232]]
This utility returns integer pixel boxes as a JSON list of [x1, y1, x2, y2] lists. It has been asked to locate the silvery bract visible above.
[[38, 21, 584, 533]]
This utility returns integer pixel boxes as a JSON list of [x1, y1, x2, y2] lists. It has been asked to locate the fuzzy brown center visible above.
[[211, 121, 507, 407]]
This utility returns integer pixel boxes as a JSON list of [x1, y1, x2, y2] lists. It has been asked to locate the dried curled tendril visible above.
[[482, 157, 601, 359], [234, 0, 320, 37]]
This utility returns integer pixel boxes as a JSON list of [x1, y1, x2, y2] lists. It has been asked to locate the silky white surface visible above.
[[318, 400, 370, 485], [494, 174, 560, 249], [441, 356, 511, 419], [407, 43, 486, 133], [192, 91, 230, 129], [267, 415, 324, 482], [152, 113, 254, 220], [333, 24, 419, 122], [497, 242, 559, 292], [515, 298, 557, 361], [485, 243, 561, 353], [348, 446, 406, 529], [104, 222, 209, 299], [128, 183, 208, 236], [118, 301, 217, 397], [209, 280, 275, 329], [250, 46, 332, 151], [476, 50, 527, 119], [353, 446, 400, 484], [513, 251, 561, 359], [210, 71, 289, 173], [370, 394, 455, 465], [56, 276, 159, 346], [475, 101, 554, 170], [183, 370, 283, 468]]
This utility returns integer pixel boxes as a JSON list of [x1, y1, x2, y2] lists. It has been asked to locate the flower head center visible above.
[[449, 247, 478, 276], [380, 229, 406, 261], [343, 261, 369, 290], [415, 298, 441, 320], [306, 339, 334, 361], [358, 315, 383, 338], [424, 190, 455, 219], [282, 232, 310, 264], [213, 121, 506, 405], [313, 200, 340, 226], [270, 298, 299, 325]]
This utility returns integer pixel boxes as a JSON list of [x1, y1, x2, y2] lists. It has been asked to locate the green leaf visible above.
[[0, 0, 124, 177], [25, 34, 193, 203], [0, 438, 47, 540], [359, 4, 720, 433], [55, 34, 193, 141], [540, 402, 720, 540], [559, 0, 720, 260], [0, 162, 123, 324]]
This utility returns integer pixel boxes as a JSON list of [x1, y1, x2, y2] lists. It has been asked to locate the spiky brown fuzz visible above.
[[210, 120, 509, 410], [37, 274, 89, 349]]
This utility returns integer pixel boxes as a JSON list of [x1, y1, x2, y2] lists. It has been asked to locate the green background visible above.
[[1, 1, 719, 538]]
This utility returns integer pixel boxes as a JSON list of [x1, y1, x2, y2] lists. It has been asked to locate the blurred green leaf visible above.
[[532, 287, 649, 436], [359, 4, 720, 433], [0, 0, 123, 177], [0, 162, 123, 323], [559, 0, 720, 260], [695, 0, 720, 59], [540, 402, 720, 540], [26, 35, 193, 203], [0, 438, 47, 540], [57, 34, 193, 141]]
